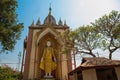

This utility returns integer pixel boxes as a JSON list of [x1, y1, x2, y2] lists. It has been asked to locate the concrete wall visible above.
[[82, 69, 97, 80], [115, 67, 120, 80]]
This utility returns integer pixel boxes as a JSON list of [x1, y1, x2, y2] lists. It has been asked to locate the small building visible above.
[[68, 57, 120, 80]]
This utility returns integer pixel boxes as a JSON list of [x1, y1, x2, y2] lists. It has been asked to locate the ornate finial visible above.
[[31, 20, 34, 26], [58, 18, 63, 26], [64, 20, 67, 26], [49, 3, 52, 15], [36, 18, 41, 25]]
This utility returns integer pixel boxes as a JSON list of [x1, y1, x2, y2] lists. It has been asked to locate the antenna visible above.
[[17, 51, 21, 71]]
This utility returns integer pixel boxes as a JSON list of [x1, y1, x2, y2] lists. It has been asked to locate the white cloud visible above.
[[63, 0, 120, 29]]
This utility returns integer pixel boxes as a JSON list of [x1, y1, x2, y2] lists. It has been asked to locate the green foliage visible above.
[[102, 40, 106, 47], [0, 0, 24, 52], [69, 30, 78, 41], [0, 66, 20, 80], [70, 25, 99, 57], [70, 10, 120, 59], [92, 10, 120, 59], [92, 10, 120, 39]]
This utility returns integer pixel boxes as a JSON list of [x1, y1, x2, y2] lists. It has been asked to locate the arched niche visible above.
[[36, 32, 62, 80]]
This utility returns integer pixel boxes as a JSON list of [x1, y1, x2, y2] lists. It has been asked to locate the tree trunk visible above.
[[109, 47, 118, 59], [90, 53, 96, 57], [109, 52, 112, 59], [89, 50, 96, 57], [78, 50, 96, 57]]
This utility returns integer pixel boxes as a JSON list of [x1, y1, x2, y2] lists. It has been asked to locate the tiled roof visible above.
[[68, 57, 120, 75], [81, 57, 120, 67]]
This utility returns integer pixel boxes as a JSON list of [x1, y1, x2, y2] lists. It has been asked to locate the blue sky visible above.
[[0, 0, 120, 69]]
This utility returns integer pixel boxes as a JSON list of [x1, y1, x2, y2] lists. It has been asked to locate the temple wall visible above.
[[115, 67, 120, 80], [62, 54, 68, 80], [23, 28, 34, 80], [28, 30, 39, 79], [24, 26, 70, 80], [34, 30, 40, 78], [82, 69, 97, 80], [56, 29, 66, 33]]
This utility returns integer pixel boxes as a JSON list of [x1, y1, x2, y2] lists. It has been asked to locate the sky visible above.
[[0, 0, 120, 69]]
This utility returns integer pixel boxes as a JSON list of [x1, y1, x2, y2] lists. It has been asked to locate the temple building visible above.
[[68, 57, 120, 80], [22, 6, 73, 80]]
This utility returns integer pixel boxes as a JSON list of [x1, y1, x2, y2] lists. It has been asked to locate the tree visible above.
[[0, 66, 20, 80], [70, 25, 101, 57], [92, 10, 120, 59], [0, 0, 23, 52]]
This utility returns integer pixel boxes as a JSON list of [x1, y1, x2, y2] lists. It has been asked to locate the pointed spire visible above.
[[58, 18, 63, 26], [49, 3, 52, 15], [64, 20, 67, 26], [36, 18, 41, 25], [31, 20, 34, 26]]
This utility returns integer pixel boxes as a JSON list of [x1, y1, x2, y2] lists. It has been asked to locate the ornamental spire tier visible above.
[[44, 5, 56, 25], [58, 18, 63, 26], [31, 20, 34, 27], [29, 5, 69, 28], [36, 18, 41, 26]]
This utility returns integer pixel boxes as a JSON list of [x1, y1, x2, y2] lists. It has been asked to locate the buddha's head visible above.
[[47, 40, 51, 47]]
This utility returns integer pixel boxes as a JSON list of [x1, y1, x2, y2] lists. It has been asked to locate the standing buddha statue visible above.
[[40, 40, 56, 77]]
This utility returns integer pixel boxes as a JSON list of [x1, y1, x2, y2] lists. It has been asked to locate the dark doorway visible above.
[[77, 71, 83, 80], [96, 68, 118, 80]]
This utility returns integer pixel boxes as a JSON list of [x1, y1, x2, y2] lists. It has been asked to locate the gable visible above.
[[37, 27, 61, 45]]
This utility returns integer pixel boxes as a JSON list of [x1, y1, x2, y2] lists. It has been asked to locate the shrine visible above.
[[22, 6, 73, 80]]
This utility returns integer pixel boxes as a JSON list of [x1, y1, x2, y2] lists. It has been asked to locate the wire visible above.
[[0, 63, 22, 64]]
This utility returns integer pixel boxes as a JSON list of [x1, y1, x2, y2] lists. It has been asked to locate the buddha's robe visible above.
[[40, 47, 56, 73]]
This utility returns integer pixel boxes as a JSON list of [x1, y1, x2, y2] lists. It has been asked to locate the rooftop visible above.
[[69, 57, 120, 75]]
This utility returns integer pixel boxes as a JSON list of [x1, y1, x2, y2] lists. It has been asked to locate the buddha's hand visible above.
[[41, 58, 43, 62], [54, 58, 56, 62]]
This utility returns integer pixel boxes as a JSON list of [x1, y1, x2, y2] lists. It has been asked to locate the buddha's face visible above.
[[47, 41, 51, 47]]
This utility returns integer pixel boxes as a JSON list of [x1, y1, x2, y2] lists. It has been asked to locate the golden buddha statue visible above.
[[40, 40, 56, 77]]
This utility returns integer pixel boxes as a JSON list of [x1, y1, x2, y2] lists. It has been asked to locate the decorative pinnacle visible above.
[[58, 18, 63, 25], [64, 20, 67, 26], [49, 3, 52, 15], [31, 20, 34, 26], [36, 18, 41, 25]]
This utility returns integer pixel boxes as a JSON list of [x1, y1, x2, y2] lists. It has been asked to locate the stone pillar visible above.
[[82, 69, 97, 80], [62, 54, 68, 80]]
